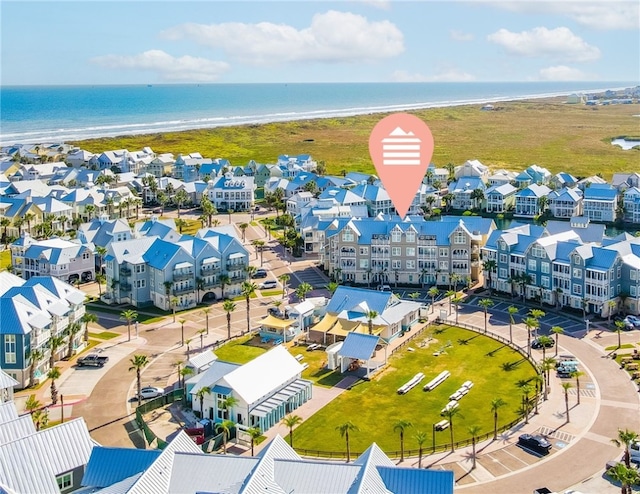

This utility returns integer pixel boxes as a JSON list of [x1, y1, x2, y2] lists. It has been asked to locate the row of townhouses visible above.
[[481, 221, 640, 317]]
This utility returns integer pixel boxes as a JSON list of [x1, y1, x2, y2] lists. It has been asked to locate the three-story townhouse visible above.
[[515, 184, 552, 217], [547, 187, 583, 218], [622, 187, 640, 224], [582, 184, 619, 222]]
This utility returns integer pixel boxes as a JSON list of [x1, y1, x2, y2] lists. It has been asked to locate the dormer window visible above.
[[391, 229, 402, 243]]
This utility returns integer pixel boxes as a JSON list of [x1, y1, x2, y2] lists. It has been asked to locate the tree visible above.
[[506, 306, 518, 344], [295, 282, 313, 302], [171, 297, 179, 322], [95, 273, 106, 296], [174, 189, 189, 217], [478, 298, 494, 332], [326, 282, 339, 295], [129, 354, 149, 406], [65, 322, 82, 359], [47, 366, 61, 405], [428, 286, 439, 313], [222, 300, 236, 340], [239, 222, 249, 242], [366, 310, 378, 335], [25, 394, 42, 416], [612, 429, 639, 468], [245, 265, 257, 281], [1, 217, 11, 247], [48, 335, 65, 368], [28, 348, 44, 388], [95, 245, 107, 274], [120, 309, 138, 342], [516, 380, 533, 424], [523, 317, 538, 357], [606, 462, 639, 494], [248, 427, 262, 456], [467, 425, 482, 469], [220, 395, 238, 421], [197, 328, 206, 350], [336, 421, 359, 462], [607, 300, 618, 326], [178, 318, 187, 347], [278, 273, 290, 299], [195, 277, 204, 302], [219, 274, 231, 300], [241, 281, 257, 333], [185, 338, 192, 354], [393, 419, 412, 462], [442, 406, 463, 452], [282, 414, 303, 448], [614, 320, 626, 349], [32, 408, 49, 431], [195, 386, 210, 418], [482, 259, 497, 294], [414, 431, 427, 469], [551, 326, 564, 357], [445, 289, 455, 314], [452, 295, 463, 325], [490, 398, 507, 440], [202, 308, 211, 335], [570, 370, 585, 406], [252, 239, 265, 265], [216, 419, 236, 454], [561, 382, 572, 422], [537, 335, 554, 361]]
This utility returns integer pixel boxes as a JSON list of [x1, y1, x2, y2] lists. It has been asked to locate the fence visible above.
[[134, 388, 184, 450]]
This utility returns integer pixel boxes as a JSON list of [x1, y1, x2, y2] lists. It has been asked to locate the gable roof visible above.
[[81, 448, 161, 488], [327, 287, 392, 315], [339, 333, 380, 361]]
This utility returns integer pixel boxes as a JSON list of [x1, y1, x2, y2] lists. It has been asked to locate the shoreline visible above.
[[1, 83, 632, 146]]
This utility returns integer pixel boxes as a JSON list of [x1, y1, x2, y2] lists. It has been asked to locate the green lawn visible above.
[[88, 331, 120, 340], [0, 250, 10, 271], [292, 325, 537, 454], [605, 343, 636, 351], [260, 290, 282, 297], [214, 335, 267, 364]]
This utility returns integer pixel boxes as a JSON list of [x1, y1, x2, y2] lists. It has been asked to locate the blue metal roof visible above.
[[81, 447, 161, 488], [143, 238, 182, 270], [212, 384, 232, 395], [587, 246, 619, 270], [584, 184, 618, 200], [326, 286, 391, 315], [377, 466, 454, 494], [338, 333, 379, 361]]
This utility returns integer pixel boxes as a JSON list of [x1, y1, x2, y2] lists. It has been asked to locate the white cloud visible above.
[[391, 69, 476, 82], [487, 27, 601, 62], [538, 65, 592, 81], [450, 30, 474, 42], [161, 10, 404, 65], [486, 2, 639, 31], [90, 50, 230, 82]]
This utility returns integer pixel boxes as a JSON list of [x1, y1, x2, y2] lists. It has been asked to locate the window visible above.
[[406, 260, 415, 269], [499, 268, 507, 278], [573, 284, 582, 295], [454, 231, 466, 244], [136, 279, 146, 288], [631, 270, 637, 281], [617, 266, 621, 278], [631, 286, 637, 297], [530, 274, 536, 285], [528, 259, 537, 271], [136, 264, 145, 273], [499, 254, 507, 264], [359, 259, 369, 269], [573, 268, 582, 279], [57, 473, 72, 491], [391, 230, 402, 242], [439, 248, 448, 257], [359, 247, 368, 255], [392, 247, 401, 256], [392, 260, 401, 269], [406, 247, 415, 256], [541, 276, 550, 288], [541, 262, 550, 274], [4, 335, 16, 364], [439, 261, 449, 270], [405, 231, 415, 242]]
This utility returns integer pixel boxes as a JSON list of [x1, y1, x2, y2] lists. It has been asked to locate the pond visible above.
[[611, 138, 640, 150]]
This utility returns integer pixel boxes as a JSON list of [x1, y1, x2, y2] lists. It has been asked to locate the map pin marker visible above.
[[369, 113, 434, 219]]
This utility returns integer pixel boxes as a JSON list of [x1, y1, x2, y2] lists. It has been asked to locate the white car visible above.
[[259, 280, 278, 289], [139, 386, 165, 399]]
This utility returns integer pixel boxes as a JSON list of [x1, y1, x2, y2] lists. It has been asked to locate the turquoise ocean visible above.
[[0, 81, 634, 145]]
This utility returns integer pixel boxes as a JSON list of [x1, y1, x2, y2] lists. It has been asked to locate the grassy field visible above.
[[73, 97, 640, 180], [292, 325, 537, 454]]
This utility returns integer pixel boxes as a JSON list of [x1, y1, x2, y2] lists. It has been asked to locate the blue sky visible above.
[[2, 1, 638, 85]]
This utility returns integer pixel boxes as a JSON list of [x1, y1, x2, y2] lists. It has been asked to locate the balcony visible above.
[[201, 264, 220, 274], [229, 275, 246, 283], [120, 267, 132, 276], [202, 279, 219, 288], [120, 283, 132, 291], [173, 270, 194, 282], [174, 285, 195, 295], [227, 262, 247, 271]]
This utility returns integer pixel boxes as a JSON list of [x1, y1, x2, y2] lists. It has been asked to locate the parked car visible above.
[[531, 337, 555, 349], [76, 354, 109, 368], [259, 280, 278, 289], [252, 269, 268, 279], [623, 315, 640, 329], [518, 434, 552, 455], [377, 284, 391, 292], [139, 386, 165, 399], [267, 307, 284, 318]]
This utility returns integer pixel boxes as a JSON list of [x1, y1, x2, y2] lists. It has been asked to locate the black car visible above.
[[267, 307, 283, 318], [518, 434, 552, 455], [252, 269, 268, 279], [531, 337, 555, 349]]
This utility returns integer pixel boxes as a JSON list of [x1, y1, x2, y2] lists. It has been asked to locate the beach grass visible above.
[[73, 98, 640, 180]]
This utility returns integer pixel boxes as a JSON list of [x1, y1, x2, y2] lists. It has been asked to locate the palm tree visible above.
[[178, 319, 186, 347], [48, 335, 65, 368], [614, 320, 626, 349], [95, 273, 106, 296], [23, 212, 35, 233], [537, 335, 554, 361], [295, 282, 313, 301], [482, 259, 497, 294], [129, 354, 149, 406], [551, 326, 564, 356], [28, 348, 44, 388], [542, 357, 556, 390], [202, 308, 211, 335], [366, 310, 378, 335], [452, 295, 463, 324], [248, 427, 262, 456], [606, 462, 639, 494], [65, 322, 82, 359], [467, 425, 482, 469], [220, 300, 237, 340], [81, 313, 98, 344], [336, 421, 359, 462], [516, 380, 533, 424], [478, 298, 494, 332], [197, 329, 206, 350], [414, 431, 427, 468], [523, 317, 538, 357], [95, 245, 107, 274], [32, 408, 49, 431], [393, 419, 412, 462], [25, 394, 42, 416], [607, 300, 618, 326], [171, 297, 179, 322], [120, 309, 138, 342], [245, 265, 257, 281], [185, 338, 193, 354], [216, 419, 236, 454], [241, 281, 257, 333], [219, 274, 231, 300], [428, 286, 439, 313], [238, 222, 249, 242], [570, 370, 585, 405], [1, 217, 11, 247], [282, 414, 303, 448], [506, 306, 518, 344], [442, 406, 463, 452], [195, 277, 205, 302], [195, 386, 210, 418], [278, 273, 290, 299], [47, 366, 61, 405], [561, 382, 572, 422], [174, 189, 189, 217], [326, 282, 339, 295], [490, 397, 507, 440], [612, 429, 639, 468], [445, 289, 455, 314]]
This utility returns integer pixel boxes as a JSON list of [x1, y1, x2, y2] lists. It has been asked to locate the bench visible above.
[[397, 372, 425, 395], [626, 363, 639, 371], [435, 419, 449, 431], [441, 400, 459, 415], [295, 354, 304, 362], [423, 370, 451, 391]]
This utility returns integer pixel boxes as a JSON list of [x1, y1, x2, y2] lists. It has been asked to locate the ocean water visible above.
[[0, 81, 633, 145]]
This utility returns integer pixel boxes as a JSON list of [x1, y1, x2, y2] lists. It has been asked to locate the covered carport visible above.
[[337, 332, 382, 378]]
